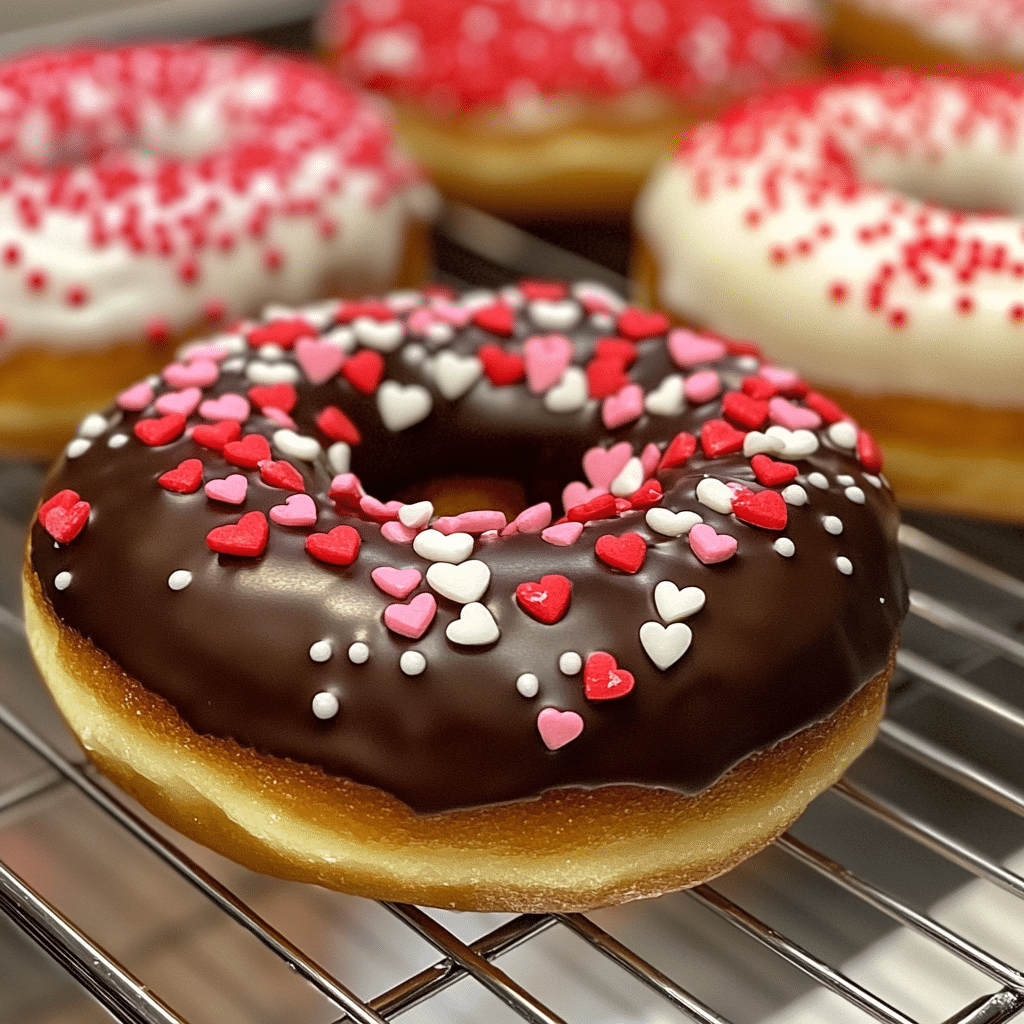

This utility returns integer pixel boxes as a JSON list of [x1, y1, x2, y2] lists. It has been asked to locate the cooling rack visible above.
[[1, 210, 1024, 1024]]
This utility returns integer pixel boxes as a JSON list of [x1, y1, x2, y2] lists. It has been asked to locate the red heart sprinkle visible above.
[[329, 474, 364, 510], [305, 525, 361, 566], [516, 574, 572, 624], [134, 412, 186, 447], [519, 280, 567, 301], [701, 418, 747, 458], [158, 459, 204, 493], [38, 489, 79, 523], [616, 307, 669, 340], [586, 356, 630, 399], [248, 383, 297, 413], [751, 454, 798, 486], [247, 318, 314, 350], [722, 391, 769, 429], [732, 488, 788, 530], [595, 532, 646, 573], [567, 493, 618, 522], [192, 419, 242, 451], [658, 431, 697, 470], [594, 337, 637, 366], [479, 344, 525, 386], [857, 429, 884, 473], [334, 299, 394, 323], [342, 349, 385, 394], [584, 652, 635, 701], [805, 390, 846, 424], [472, 301, 515, 337], [223, 433, 271, 468], [741, 375, 777, 400], [42, 499, 90, 543], [259, 459, 305, 491], [316, 405, 361, 444], [206, 511, 268, 557], [629, 479, 663, 508]]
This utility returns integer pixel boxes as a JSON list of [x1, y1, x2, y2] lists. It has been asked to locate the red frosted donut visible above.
[[0, 42, 435, 458], [634, 69, 1024, 520], [320, 0, 823, 215], [24, 282, 906, 912]]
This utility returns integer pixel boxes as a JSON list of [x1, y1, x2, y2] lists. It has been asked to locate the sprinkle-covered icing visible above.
[[635, 70, 1024, 407], [322, 0, 821, 122], [32, 282, 906, 813], [0, 42, 433, 358]]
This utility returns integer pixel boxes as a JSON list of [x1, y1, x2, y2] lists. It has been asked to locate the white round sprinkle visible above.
[[773, 538, 795, 557], [782, 484, 808, 506], [403, 343, 427, 364], [221, 356, 245, 373], [54, 571, 72, 591], [837, 556, 854, 575], [828, 422, 858, 449], [311, 691, 339, 720], [108, 433, 129, 449], [348, 642, 369, 664], [559, 651, 582, 675], [167, 570, 193, 591], [78, 413, 107, 438], [516, 673, 540, 698], [309, 640, 332, 663], [837, 474, 855, 486], [845, 486, 866, 504], [259, 343, 286, 360], [65, 438, 91, 459], [590, 312, 615, 332], [736, 355, 760, 372], [823, 515, 844, 535], [808, 472, 829, 489], [400, 650, 427, 675]]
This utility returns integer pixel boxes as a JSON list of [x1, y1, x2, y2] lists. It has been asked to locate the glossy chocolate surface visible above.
[[31, 283, 907, 812]]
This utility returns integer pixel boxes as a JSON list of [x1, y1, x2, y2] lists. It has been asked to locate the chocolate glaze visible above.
[[30, 283, 907, 813]]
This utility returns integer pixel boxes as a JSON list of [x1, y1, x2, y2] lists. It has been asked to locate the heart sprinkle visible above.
[[595, 532, 646, 574], [536, 708, 584, 750], [584, 652, 635, 700], [206, 511, 269, 557], [516, 574, 572, 624], [305, 525, 361, 565]]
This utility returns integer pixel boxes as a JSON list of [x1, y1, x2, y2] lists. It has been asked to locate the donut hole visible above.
[[393, 475, 527, 518]]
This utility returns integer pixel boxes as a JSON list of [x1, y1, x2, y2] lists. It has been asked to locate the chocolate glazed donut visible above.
[[24, 281, 907, 912]]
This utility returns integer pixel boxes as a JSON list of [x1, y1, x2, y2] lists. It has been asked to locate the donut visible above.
[[0, 42, 435, 460], [319, 0, 824, 217], [23, 282, 907, 913], [634, 69, 1024, 521], [828, 0, 1024, 72]]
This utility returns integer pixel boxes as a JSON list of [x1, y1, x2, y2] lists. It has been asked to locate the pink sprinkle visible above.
[[503, 501, 552, 536], [601, 384, 644, 429], [371, 566, 422, 598], [684, 370, 721, 404], [383, 593, 437, 639], [523, 334, 573, 394], [382, 520, 420, 544], [668, 329, 726, 367], [263, 406, 297, 429], [117, 380, 154, 411], [155, 387, 202, 417], [199, 393, 250, 422], [542, 522, 584, 546], [562, 480, 604, 512], [269, 493, 318, 527], [163, 358, 219, 389], [437, 510, 508, 535], [582, 442, 632, 490], [205, 474, 248, 505], [768, 396, 821, 430]]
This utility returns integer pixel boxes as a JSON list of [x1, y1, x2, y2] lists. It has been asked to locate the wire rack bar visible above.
[[908, 591, 1024, 669], [944, 990, 1024, 1024]]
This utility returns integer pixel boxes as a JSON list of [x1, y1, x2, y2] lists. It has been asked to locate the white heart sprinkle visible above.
[[529, 299, 580, 331], [644, 374, 685, 416], [516, 673, 540, 698], [743, 431, 786, 457], [168, 570, 193, 591], [327, 442, 351, 474], [354, 317, 404, 352], [696, 477, 734, 513], [837, 556, 854, 575], [645, 508, 702, 537], [399, 500, 434, 529], [400, 650, 427, 675], [543, 367, 588, 413], [610, 457, 644, 497], [774, 538, 796, 557], [309, 640, 332, 662], [311, 692, 339, 719], [221, 356, 245, 373], [54, 571, 72, 591], [322, 325, 356, 352], [823, 515, 843, 535], [445, 602, 500, 645], [246, 360, 300, 384], [66, 438, 91, 459], [559, 651, 582, 675], [273, 429, 322, 462], [78, 413, 107, 438], [377, 381, 433, 431], [766, 426, 819, 458], [348, 642, 369, 664], [425, 322, 454, 347], [433, 351, 482, 400], [782, 484, 808, 506], [639, 621, 692, 670], [654, 582, 706, 623], [426, 559, 490, 603], [828, 421, 858, 449], [412, 529, 473, 564]]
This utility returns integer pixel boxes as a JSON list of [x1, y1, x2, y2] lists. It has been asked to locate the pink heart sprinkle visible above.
[[602, 384, 644, 429], [542, 522, 584, 546], [640, 442, 661, 480], [768, 397, 821, 430], [163, 358, 219, 389], [382, 520, 420, 543], [383, 592, 437, 639], [447, 510, 507, 535], [155, 387, 201, 417], [371, 566, 422, 598], [582, 441, 632, 489], [684, 370, 721, 404], [562, 480, 603, 513], [263, 406, 297, 429], [524, 334, 573, 394], [433, 300, 472, 326], [761, 365, 800, 389], [296, 339, 345, 385], [688, 523, 738, 564], [360, 496, 402, 521], [406, 308, 434, 334], [182, 342, 231, 362], [269, 493, 317, 527], [537, 707, 584, 750], [504, 502, 552, 536], [204, 474, 248, 505], [199, 393, 250, 422], [117, 380, 154, 411], [668, 329, 727, 368]]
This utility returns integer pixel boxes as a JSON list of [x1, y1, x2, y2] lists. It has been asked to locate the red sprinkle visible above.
[[192, 420, 242, 451], [732, 488, 788, 530], [306, 524, 362, 566], [248, 383, 298, 413], [700, 418, 746, 458], [584, 651, 635, 701], [722, 390, 769, 429], [479, 344, 525, 386], [247, 318, 315, 350], [616, 307, 669, 340], [658, 431, 697, 470], [515, 574, 572, 624], [258, 459, 305, 491], [472, 301, 515, 337], [594, 532, 647, 573], [206, 511, 269, 558], [567, 493, 618, 522], [342, 349, 385, 394], [158, 458, 204, 493], [316, 405, 362, 444], [857, 429, 884, 473], [134, 412, 186, 447], [41, 499, 91, 543], [223, 433, 272, 468], [751, 454, 798, 486], [585, 355, 630, 399]]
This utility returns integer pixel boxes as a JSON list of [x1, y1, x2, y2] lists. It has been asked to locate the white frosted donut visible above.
[[634, 69, 1024, 518], [0, 42, 435, 457]]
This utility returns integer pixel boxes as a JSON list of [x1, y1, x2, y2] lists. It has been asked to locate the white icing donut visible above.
[[635, 70, 1024, 409]]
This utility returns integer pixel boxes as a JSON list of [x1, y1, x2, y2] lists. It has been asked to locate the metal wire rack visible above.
[[1, 211, 1024, 1024]]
